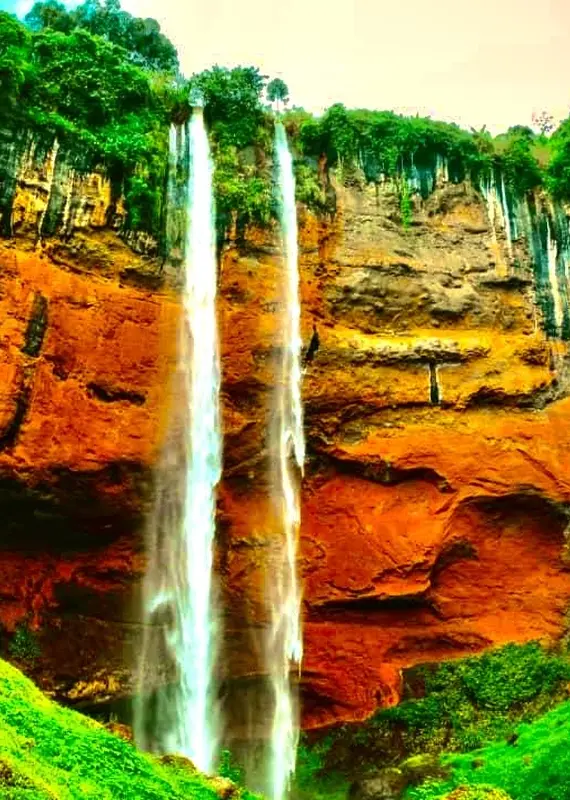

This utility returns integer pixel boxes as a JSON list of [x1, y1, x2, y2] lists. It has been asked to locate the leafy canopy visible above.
[[25, 0, 179, 72], [0, 11, 34, 112], [267, 77, 289, 106]]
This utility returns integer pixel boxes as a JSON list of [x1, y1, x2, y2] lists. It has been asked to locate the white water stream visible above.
[[267, 121, 305, 800], [135, 107, 221, 773]]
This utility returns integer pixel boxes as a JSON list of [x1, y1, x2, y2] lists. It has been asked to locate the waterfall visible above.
[[267, 121, 305, 800], [135, 108, 221, 774], [546, 216, 564, 335], [499, 174, 513, 257]]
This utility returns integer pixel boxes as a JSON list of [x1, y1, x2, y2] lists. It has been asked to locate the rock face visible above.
[[1, 156, 570, 734]]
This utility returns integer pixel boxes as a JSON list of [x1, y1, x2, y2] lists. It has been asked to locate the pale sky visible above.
[[5, 0, 570, 133]]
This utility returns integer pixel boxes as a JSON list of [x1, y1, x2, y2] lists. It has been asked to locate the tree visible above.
[[190, 66, 267, 148], [24, 1, 73, 33], [31, 28, 151, 129], [532, 110, 555, 136], [0, 12, 34, 114], [506, 125, 535, 141], [266, 77, 289, 110], [24, 0, 178, 73]]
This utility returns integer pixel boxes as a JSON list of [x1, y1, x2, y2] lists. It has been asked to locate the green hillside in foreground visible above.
[[0, 658, 228, 799], [406, 699, 570, 799]]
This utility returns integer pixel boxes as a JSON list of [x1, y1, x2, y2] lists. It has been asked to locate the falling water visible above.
[[499, 174, 513, 257], [267, 121, 305, 800], [546, 216, 564, 335], [135, 108, 221, 773]]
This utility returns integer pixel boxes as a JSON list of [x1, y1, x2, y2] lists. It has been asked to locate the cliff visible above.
[[1, 143, 570, 737]]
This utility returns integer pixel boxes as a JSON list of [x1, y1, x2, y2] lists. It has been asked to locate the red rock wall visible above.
[[1, 174, 570, 731]]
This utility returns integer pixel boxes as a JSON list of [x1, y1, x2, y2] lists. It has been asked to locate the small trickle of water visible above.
[[135, 109, 221, 774], [268, 121, 305, 800], [499, 174, 513, 256]]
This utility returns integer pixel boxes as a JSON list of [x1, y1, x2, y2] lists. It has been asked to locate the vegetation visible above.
[[440, 789, 512, 800], [267, 78, 289, 108], [218, 748, 245, 784], [8, 622, 41, 666], [546, 117, 570, 200], [0, 657, 238, 799], [25, 0, 179, 72], [0, 4, 170, 233], [292, 104, 550, 199], [293, 642, 570, 800], [188, 66, 275, 237], [407, 701, 570, 800], [4, 0, 570, 241]]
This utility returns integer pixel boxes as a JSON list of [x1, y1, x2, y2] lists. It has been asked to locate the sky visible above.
[[4, 0, 570, 133]]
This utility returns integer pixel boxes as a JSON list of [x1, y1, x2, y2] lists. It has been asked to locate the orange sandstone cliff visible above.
[[1, 157, 570, 731]]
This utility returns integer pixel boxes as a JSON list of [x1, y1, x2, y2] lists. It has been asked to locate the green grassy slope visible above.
[[408, 701, 570, 800], [0, 658, 222, 800]]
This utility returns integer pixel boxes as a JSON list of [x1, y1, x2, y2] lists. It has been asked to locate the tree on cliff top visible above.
[[189, 66, 267, 148], [0, 11, 34, 115], [31, 28, 153, 130], [267, 77, 289, 111], [25, 0, 179, 73]]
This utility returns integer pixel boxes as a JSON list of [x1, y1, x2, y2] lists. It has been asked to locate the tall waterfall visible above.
[[135, 107, 222, 774], [267, 121, 305, 800]]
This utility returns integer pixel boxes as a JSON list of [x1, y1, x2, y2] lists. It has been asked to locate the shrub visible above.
[[8, 623, 41, 665]]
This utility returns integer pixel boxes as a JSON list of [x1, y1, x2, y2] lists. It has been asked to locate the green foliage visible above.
[[296, 104, 545, 197], [24, 0, 74, 33], [0, 657, 222, 799], [0, 7, 172, 233], [217, 749, 244, 784], [444, 642, 569, 712], [293, 161, 327, 210], [267, 78, 289, 106], [495, 131, 543, 195], [31, 29, 152, 130], [190, 66, 268, 149], [183, 66, 275, 235], [8, 623, 41, 665], [25, 0, 178, 72], [406, 702, 570, 800], [546, 116, 570, 200], [425, 787, 512, 800], [0, 11, 35, 115], [212, 141, 272, 237], [296, 642, 570, 795], [399, 177, 412, 229], [294, 737, 349, 800], [379, 642, 570, 754]]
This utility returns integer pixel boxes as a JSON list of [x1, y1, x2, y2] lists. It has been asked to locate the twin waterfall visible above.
[[135, 111, 304, 800]]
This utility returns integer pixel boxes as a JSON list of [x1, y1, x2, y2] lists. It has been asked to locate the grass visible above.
[[407, 701, 570, 799], [0, 658, 229, 800]]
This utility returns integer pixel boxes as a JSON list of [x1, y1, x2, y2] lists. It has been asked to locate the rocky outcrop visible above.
[[1, 162, 570, 735]]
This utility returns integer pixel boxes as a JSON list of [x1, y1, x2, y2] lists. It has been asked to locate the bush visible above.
[[407, 702, 570, 800], [295, 642, 570, 789], [8, 623, 41, 665]]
